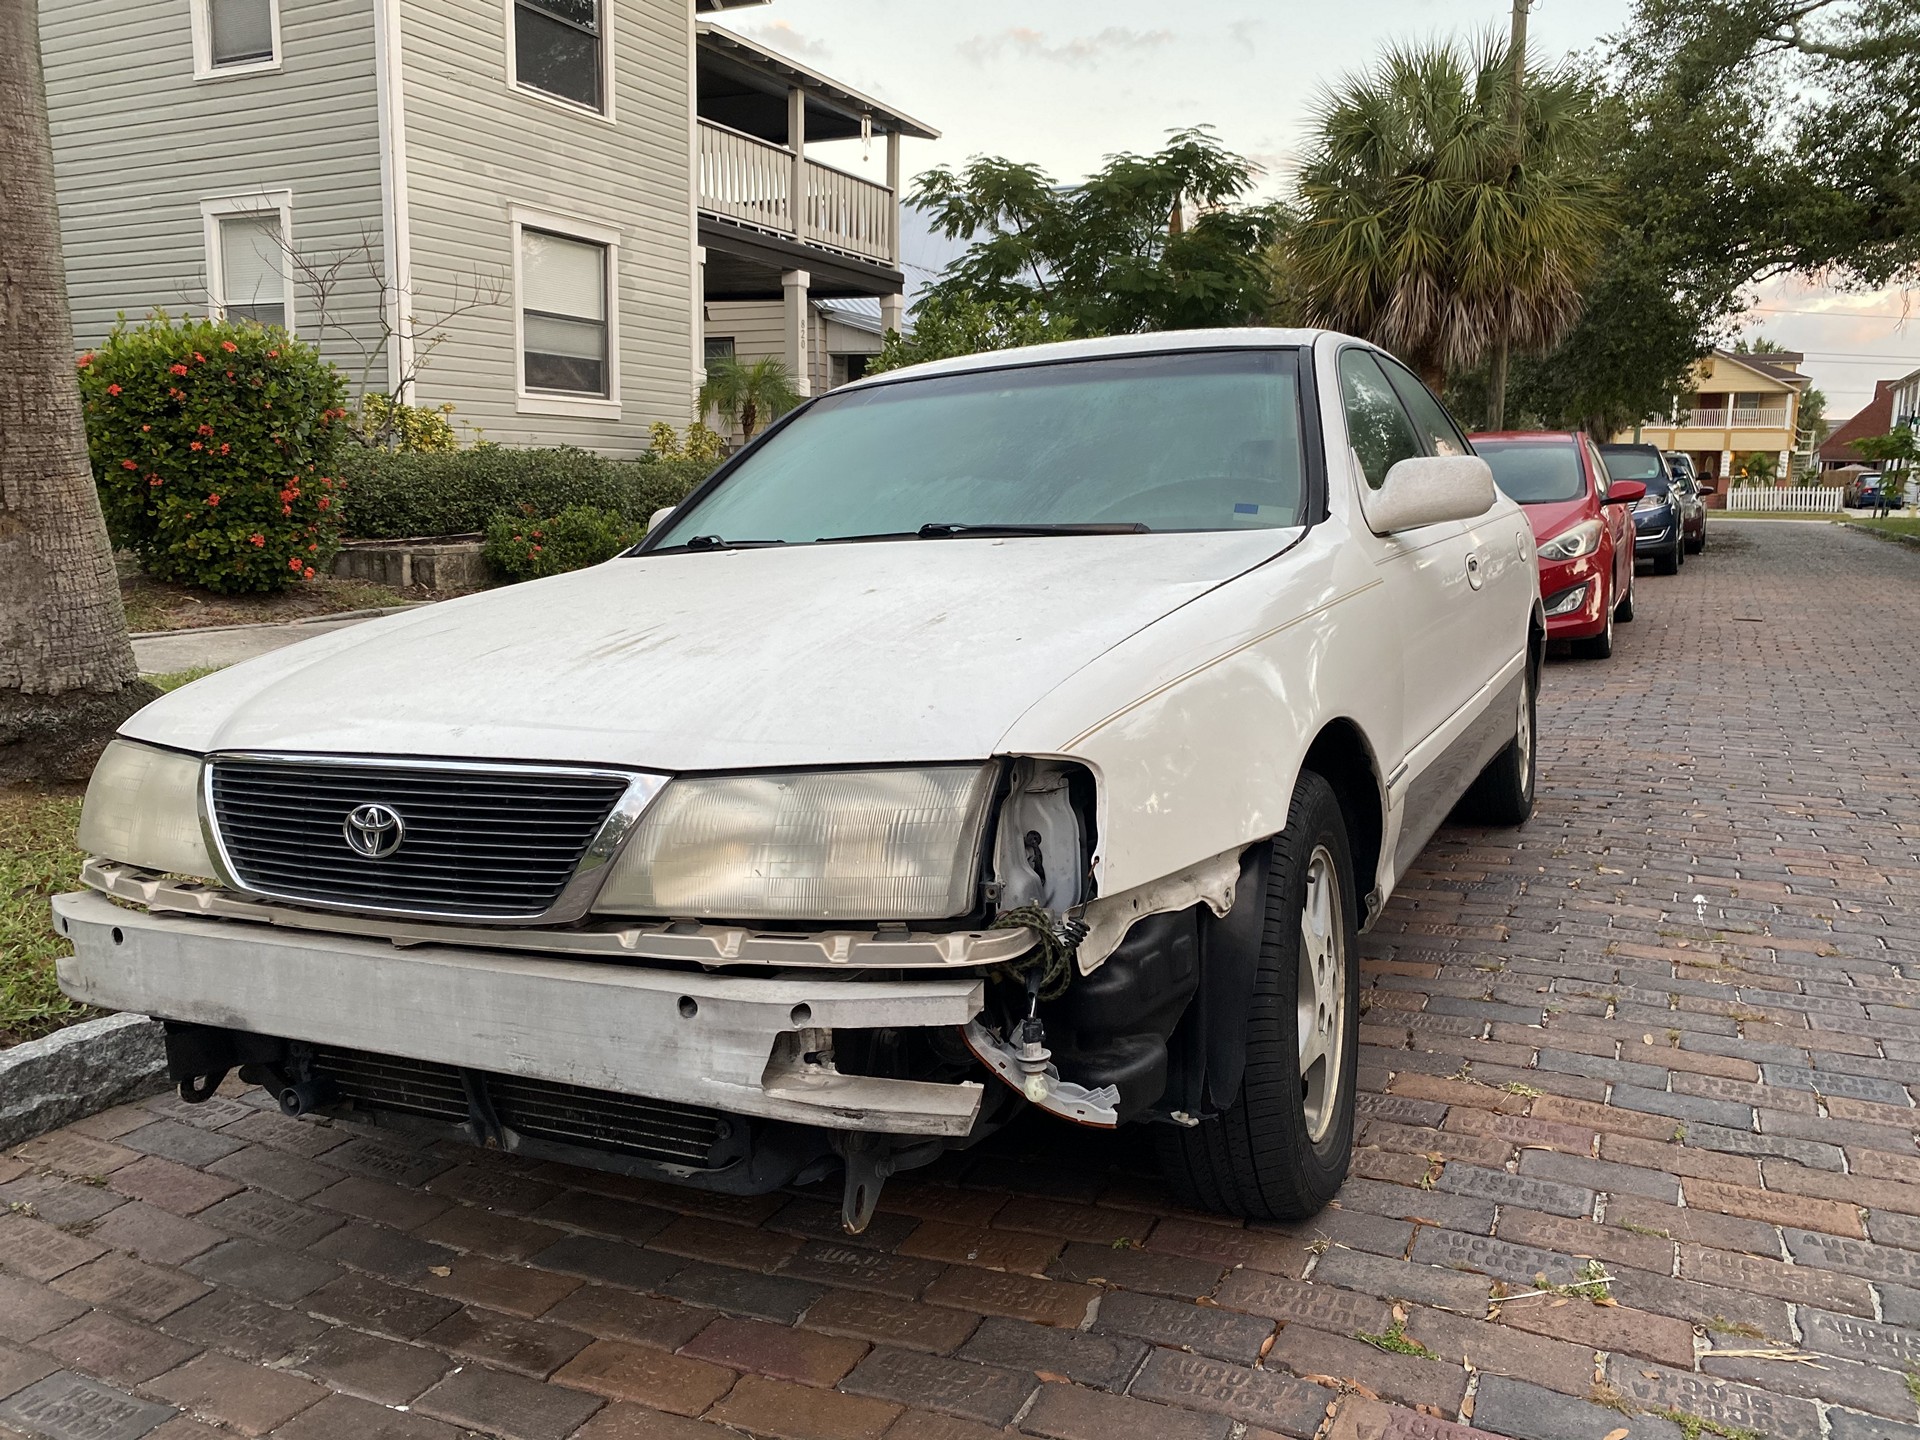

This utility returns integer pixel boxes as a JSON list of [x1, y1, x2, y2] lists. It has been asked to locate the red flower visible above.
[[140, 423, 150, 432], [281, 504, 292, 516], [168, 363, 188, 377], [206, 494, 221, 506], [249, 534, 265, 547], [149, 476, 164, 487], [220, 340, 237, 353], [224, 370, 234, 379], [106, 383, 122, 396], [289, 558, 303, 571], [191, 351, 206, 363], [531, 530, 543, 539], [531, 545, 543, 554], [219, 443, 229, 455], [303, 566, 315, 580], [316, 496, 331, 510], [78, 354, 93, 368], [307, 543, 318, 553], [267, 349, 279, 358], [197, 424, 213, 436], [279, 489, 294, 503], [190, 441, 203, 451], [120, 459, 138, 470]]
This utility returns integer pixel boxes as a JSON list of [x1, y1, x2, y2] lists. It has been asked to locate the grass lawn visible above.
[[1838, 515, 1920, 538], [120, 567, 435, 633], [0, 667, 221, 1048], [0, 788, 90, 1046]]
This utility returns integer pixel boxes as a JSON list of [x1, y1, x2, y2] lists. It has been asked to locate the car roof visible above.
[[1599, 441, 1661, 451], [839, 328, 1344, 389], [1472, 431, 1581, 442]]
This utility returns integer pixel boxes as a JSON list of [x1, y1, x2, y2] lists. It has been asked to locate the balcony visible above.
[[695, 24, 937, 300], [699, 120, 894, 265], [1680, 407, 1789, 430]]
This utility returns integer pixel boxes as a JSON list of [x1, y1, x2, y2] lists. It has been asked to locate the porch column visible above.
[[886, 129, 902, 263], [881, 293, 906, 337], [782, 268, 811, 396], [691, 244, 707, 400], [788, 87, 806, 241]]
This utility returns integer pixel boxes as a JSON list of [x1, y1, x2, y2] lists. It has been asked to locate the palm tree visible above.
[[1284, 38, 1612, 395], [698, 356, 802, 442], [0, 0, 154, 782]]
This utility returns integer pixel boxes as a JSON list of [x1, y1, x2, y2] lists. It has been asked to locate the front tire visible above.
[[1615, 571, 1635, 622], [1572, 583, 1615, 660], [1155, 772, 1359, 1222], [1654, 539, 1679, 576]]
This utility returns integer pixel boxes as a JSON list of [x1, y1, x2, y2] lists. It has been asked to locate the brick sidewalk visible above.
[[4, 519, 1917, 1440]]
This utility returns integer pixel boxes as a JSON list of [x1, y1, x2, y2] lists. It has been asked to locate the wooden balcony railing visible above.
[[1680, 407, 1789, 430], [698, 119, 895, 265]]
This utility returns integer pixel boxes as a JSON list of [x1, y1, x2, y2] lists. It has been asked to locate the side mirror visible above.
[[1367, 455, 1498, 534], [1603, 481, 1647, 506], [1698, 480, 1718, 495], [648, 506, 676, 534]]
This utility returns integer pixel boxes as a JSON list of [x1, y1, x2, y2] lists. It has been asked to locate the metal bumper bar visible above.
[[52, 891, 985, 1137]]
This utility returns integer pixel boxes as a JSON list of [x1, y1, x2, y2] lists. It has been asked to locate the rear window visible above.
[[1473, 439, 1587, 504], [1600, 447, 1667, 483]]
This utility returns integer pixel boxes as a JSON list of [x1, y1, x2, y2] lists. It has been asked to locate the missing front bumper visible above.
[[51, 889, 986, 1138]]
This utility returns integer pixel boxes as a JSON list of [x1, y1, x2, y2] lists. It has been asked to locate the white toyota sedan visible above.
[[57, 330, 1541, 1231]]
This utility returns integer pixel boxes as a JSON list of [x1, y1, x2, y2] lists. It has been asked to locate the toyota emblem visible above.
[[342, 802, 406, 859]]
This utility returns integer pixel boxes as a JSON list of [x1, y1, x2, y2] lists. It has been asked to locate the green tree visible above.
[[1735, 450, 1780, 483], [1857, 425, 1918, 505], [905, 128, 1284, 348], [697, 356, 801, 442], [868, 293, 1074, 375], [1283, 37, 1613, 394]]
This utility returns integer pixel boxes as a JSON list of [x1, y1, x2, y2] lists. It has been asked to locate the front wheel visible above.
[[1571, 591, 1614, 659], [1154, 772, 1359, 1222], [1615, 572, 1635, 622]]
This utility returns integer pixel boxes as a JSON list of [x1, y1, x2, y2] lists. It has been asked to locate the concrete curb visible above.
[[0, 1013, 166, 1150], [129, 603, 425, 640]]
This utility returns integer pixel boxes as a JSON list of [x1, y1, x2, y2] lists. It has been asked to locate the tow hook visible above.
[[833, 1133, 894, 1235], [962, 1019, 1120, 1128]]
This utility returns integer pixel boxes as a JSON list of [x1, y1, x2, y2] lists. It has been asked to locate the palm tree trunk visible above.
[[0, 0, 155, 783]]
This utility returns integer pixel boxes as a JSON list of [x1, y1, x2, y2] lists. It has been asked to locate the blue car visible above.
[[1600, 444, 1685, 575]]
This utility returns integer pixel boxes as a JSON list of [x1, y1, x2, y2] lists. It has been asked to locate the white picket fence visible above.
[[1724, 486, 1844, 514]]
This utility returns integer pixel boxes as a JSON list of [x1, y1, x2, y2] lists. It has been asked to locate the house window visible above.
[[192, 0, 280, 76], [202, 194, 294, 330], [704, 337, 736, 374], [513, 0, 603, 111], [521, 227, 609, 397]]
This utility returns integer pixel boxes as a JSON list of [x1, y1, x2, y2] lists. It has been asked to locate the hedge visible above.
[[484, 506, 645, 582], [80, 314, 348, 592], [335, 446, 717, 540]]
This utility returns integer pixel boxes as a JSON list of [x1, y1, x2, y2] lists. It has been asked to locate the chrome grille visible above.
[[308, 1046, 726, 1168], [209, 758, 630, 919]]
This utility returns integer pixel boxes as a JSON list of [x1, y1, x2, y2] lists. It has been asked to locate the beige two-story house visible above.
[[1619, 349, 1811, 488], [40, 0, 934, 456]]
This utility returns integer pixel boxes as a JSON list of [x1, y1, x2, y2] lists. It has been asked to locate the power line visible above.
[[1747, 305, 1919, 320]]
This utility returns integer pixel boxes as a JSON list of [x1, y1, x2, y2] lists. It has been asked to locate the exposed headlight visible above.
[[1537, 519, 1604, 561], [77, 739, 217, 879], [593, 765, 999, 920], [1634, 493, 1668, 513]]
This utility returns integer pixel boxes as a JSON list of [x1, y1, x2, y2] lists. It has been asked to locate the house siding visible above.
[[399, 0, 697, 455], [706, 299, 881, 397], [40, 0, 387, 380]]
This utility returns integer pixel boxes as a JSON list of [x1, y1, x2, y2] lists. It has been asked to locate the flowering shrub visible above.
[[351, 394, 458, 453], [80, 314, 349, 592], [483, 505, 643, 583], [648, 420, 727, 463]]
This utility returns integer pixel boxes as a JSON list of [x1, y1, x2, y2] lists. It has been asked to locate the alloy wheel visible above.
[[1296, 845, 1348, 1144]]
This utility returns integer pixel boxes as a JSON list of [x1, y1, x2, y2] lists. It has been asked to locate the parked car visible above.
[[1663, 452, 1715, 552], [56, 331, 1541, 1232], [1475, 431, 1641, 659], [1601, 442, 1686, 574], [1845, 471, 1898, 509]]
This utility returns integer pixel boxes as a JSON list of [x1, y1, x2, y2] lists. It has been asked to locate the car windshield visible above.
[[1600, 448, 1667, 483], [1473, 439, 1587, 504], [650, 349, 1309, 547]]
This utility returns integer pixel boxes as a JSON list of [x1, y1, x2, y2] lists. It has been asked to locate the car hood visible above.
[[1517, 497, 1594, 543], [124, 531, 1298, 770]]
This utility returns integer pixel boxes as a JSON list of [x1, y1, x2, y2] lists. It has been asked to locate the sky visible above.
[[730, 0, 1920, 420]]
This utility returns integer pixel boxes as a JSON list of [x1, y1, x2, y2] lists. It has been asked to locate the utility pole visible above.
[[1487, 0, 1530, 431]]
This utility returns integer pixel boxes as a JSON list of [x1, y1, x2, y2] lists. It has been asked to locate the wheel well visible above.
[[1301, 720, 1384, 916], [1529, 607, 1546, 686]]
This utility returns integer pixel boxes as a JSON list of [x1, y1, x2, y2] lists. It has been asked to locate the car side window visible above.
[[1338, 350, 1423, 489], [1376, 355, 1471, 457]]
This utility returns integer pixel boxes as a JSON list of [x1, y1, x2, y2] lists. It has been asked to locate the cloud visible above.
[[740, 20, 832, 63], [957, 26, 1176, 67]]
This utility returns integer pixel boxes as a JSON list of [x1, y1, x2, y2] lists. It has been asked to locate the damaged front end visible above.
[[58, 754, 1265, 1233]]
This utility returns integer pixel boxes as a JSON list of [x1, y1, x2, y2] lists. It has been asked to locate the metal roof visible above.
[[696, 24, 939, 140]]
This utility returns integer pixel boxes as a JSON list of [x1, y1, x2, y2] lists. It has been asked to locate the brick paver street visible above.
[[5, 519, 1918, 1440]]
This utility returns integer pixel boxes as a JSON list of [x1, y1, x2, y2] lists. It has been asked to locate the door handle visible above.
[[1466, 551, 1485, 591]]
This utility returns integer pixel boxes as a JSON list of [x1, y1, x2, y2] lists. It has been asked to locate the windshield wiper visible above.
[[916, 522, 1151, 538], [658, 534, 788, 552]]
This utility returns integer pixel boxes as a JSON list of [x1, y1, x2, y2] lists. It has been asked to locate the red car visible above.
[[1472, 431, 1644, 659]]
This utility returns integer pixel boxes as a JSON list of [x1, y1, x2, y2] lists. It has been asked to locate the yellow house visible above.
[[1616, 349, 1810, 489]]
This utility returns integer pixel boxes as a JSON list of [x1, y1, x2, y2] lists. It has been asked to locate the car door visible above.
[[1335, 348, 1485, 857]]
